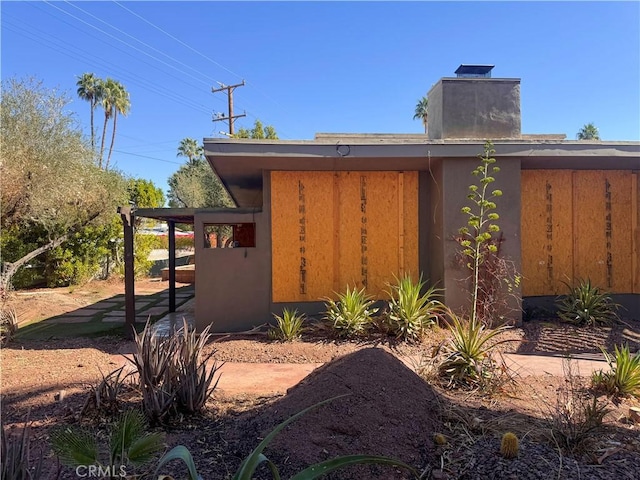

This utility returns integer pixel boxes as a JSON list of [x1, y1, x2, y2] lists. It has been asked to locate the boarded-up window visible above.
[[521, 170, 637, 296], [271, 171, 419, 302]]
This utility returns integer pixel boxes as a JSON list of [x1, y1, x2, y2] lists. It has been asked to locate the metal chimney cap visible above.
[[455, 64, 495, 78]]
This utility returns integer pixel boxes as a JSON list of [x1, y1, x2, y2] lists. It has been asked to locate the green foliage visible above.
[[576, 122, 600, 140], [556, 279, 620, 327], [155, 445, 200, 480], [324, 285, 378, 338], [129, 320, 221, 423], [437, 312, 512, 389], [1, 417, 43, 480], [268, 308, 307, 341], [458, 141, 505, 325], [592, 344, 640, 398], [168, 158, 234, 209], [127, 178, 165, 209], [235, 119, 278, 139], [386, 274, 446, 341], [50, 410, 164, 475], [413, 95, 428, 133], [0, 306, 18, 346], [177, 137, 204, 164]]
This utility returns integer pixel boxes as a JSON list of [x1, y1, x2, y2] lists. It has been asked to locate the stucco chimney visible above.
[[427, 65, 521, 140]]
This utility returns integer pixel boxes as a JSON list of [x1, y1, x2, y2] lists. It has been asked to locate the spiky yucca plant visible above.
[[556, 279, 620, 327], [437, 312, 511, 388], [324, 285, 378, 338], [50, 410, 164, 476], [1, 418, 43, 480], [386, 274, 446, 341], [593, 344, 640, 398], [268, 308, 306, 341]]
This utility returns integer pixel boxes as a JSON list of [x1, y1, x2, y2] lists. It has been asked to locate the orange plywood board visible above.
[[271, 172, 334, 302], [271, 171, 419, 302], [521, 170, 573, 296], [574, 171, 632, 292]]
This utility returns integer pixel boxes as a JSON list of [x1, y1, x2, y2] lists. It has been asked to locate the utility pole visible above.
[[212, 80, 246, 136]]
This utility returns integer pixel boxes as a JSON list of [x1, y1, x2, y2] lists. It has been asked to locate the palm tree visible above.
[[76, 73, 103, 154], [177, 138, 204, 165], [576, 122, 600, 140], [98, 78, 118, 169], [105, 80, 130, 170], [413, 96, 428, 134]]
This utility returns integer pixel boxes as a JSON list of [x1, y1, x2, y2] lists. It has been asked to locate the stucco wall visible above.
[[439, 156, 523, 323], [428, 78, 521, 140], [194, 210, 270, 332]]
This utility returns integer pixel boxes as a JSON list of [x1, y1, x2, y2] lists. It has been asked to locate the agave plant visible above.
[[324, 285, 378, 338], [556, 279, 620, 327], [155, 396, 417, 480], [386, 274, 446, 342], [50, 409, 164, 477], [268, 308, 307, 341], [1, 416, 43, 480], [593, 344, 640, 398], [437, 312, 512, 388]]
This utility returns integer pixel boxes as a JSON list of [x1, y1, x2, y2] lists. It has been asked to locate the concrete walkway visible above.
[[211, 353, 610, 397]]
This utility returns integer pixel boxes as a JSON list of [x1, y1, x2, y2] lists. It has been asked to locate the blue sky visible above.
[[2, 1, 639, 197]]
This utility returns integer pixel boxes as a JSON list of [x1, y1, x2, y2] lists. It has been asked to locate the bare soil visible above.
[[1, 279, 640, 479]]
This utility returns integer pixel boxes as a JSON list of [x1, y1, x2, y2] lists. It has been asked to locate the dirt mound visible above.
[[228, 348, 441, 479]]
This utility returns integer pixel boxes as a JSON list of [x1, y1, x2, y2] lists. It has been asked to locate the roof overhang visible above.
[[203, 137, 640, 208], [134, 207, 262, 224]]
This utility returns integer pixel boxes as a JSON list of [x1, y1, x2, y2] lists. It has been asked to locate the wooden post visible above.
[[119, 206, 136, 339], [168, 221, 176, 313]]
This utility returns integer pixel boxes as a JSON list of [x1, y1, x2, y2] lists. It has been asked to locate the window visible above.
[[203, 223, 256, 248]]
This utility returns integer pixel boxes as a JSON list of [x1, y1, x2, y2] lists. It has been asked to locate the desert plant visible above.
[[50, 409, 164, 478], [386, 274, 446, 341], [268, 308, 307, 341], [546, 358, 609, 454], [129, 320, 222, 422], [592, 344, 640, 398], [437, 312, 512, 389], [500, 432, 519, 459], [556, 279, 620, 327], [1, 417, 43, 480], [173, 321, 222, 413], [83, 366, 135, 415], [0, 306, 18, 345], [324, 285, 378, 338]]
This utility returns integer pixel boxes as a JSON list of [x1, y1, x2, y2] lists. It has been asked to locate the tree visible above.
[[235, 119, 278, 139], [76, 72, 103, 154], [413, 96, 428, 134], [177, 137, 204, 165], [0, 77, 127, 291], [127, 178, 165, 209], [168, 159, 233, 209], [105, 80, 130, 170], [576, 122, 600, 140]]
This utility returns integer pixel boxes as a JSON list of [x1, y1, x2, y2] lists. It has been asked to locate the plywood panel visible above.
[[272, 171, 419, 302], [634, 173, 639, 293], [271, 172, 334, 302], [521, 170, 573, 296], [403, 172, 420, 281], [574, 171, 633, 292]]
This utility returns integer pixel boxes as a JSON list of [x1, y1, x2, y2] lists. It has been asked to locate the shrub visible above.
[[129, 320, 222, 423], [50, 409, 164, 477], [592, 344, 640, 398], [83, 366, 135, 416], [324, 285, 378, 338], [1, 417, 43, 480], [556, 279, 620, 327], [546, 359, 609, 454], [0, 306, 18, 346], [386, 274, 446, 341], [154, 398, 418, 480], [268, 308, 306, 341], [436, 312, 512, 389]]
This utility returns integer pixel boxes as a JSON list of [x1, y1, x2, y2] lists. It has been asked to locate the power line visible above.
[[212, 81, 247, 136]]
